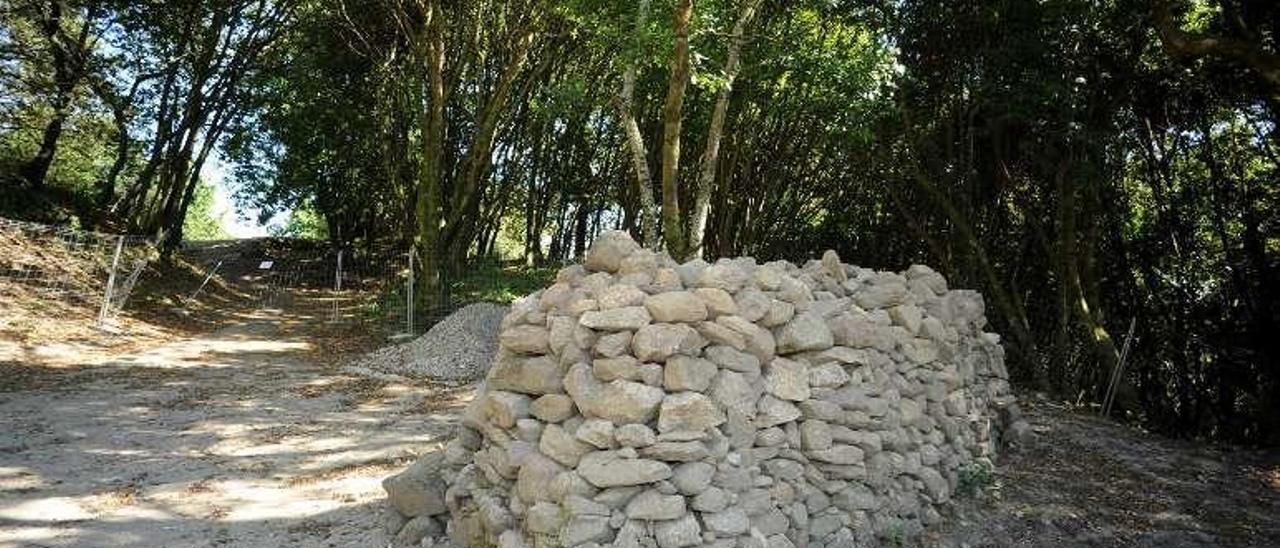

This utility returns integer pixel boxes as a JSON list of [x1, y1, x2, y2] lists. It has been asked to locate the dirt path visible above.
[[0, 311, 470, 548], [926, 398, 1280, 548]]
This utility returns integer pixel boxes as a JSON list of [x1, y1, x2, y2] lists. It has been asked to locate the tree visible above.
[[1152, 0, 1280, 110], [687, 0, 761, 259], [18, 0, 103, 189], [614, 0, 660, 249], [613, 0, 766, 260], [4, 0, 1276, 444], [111, 0, 293, 250], [658, 0, 693, 258]]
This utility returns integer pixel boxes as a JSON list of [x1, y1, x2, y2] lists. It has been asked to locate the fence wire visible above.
[[0, 217, 154, 327], [2, 216, 550, 339], [181, 239, 526, 340]]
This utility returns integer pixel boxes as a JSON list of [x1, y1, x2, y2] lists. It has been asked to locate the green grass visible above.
[[364, 285, 405, 321], [354, 261, 556, 335], [449, 262, 558, 305]]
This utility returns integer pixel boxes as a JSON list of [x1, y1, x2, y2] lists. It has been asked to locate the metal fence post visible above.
[[187, 260, 223, 305], [98, 235, 124, 327], [1102, 317, 1137, 417], [332, 249, 344, 323], [112, 260, 147, 314], [407, 248, 415, 335]]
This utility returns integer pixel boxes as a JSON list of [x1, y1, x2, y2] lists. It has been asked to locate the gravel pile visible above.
[[343, 302, 509, 382]]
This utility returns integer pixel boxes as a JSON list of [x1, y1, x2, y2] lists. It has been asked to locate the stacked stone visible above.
[[384, 231, 1027, 548]]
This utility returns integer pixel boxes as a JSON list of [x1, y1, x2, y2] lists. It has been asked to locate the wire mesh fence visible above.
[[0, 217, 155, 328], [181, 238, 555, 340], [2, 215, 557, 340]]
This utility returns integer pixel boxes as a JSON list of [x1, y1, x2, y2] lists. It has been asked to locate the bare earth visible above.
[[0, 311, 470, 548], [1, 313, 1277, 547], [925, 398, 1280, 548]]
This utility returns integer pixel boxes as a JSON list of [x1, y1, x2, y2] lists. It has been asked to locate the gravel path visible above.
[[0, 311, 471, 548]]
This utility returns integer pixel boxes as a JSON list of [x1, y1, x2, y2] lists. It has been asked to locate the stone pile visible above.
[[384, 231, 1030, 548]]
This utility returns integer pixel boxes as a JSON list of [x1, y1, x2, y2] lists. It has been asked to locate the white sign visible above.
[[258, 261, 274, 270]]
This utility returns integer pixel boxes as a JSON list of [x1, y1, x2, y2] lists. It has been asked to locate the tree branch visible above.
[[1152, 0, 1280, 99]]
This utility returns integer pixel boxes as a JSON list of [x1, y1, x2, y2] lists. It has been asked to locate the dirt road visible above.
[[0, 311, 469, 548], [1, 308, 1276, 547]]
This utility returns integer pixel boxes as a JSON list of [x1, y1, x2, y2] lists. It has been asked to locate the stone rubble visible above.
[[383, 231, 1032, 547]]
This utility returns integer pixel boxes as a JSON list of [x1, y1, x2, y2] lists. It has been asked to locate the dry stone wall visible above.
[[384, 231, 1030, 548]]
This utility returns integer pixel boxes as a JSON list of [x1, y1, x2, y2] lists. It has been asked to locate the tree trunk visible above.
[[90, 68, 150, 212], [415, 2, 446, 307], [162, 103, 235, 251], [23, 105, 70, 189], [116, 52, 184, 223], [22, 0, 94, 188], [98, 96, 133, 209], [524, 179, 540, 265], [688, 0, 760, 260], [443, 19, 539, 252], [154, 93, 205, 242], [615, 0, 661, 249], [660, 0, 694, 258], [1058, 157, 1126, 405], [573, 199, 590, 258]]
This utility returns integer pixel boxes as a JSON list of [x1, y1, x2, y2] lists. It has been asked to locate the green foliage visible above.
[[956, 461, 995, 498], [1, 0, 289, 247], [450, 263, 558, 305], [363, 284, 404, 322], [182, 181, 232, 241], [3, 0, 1278, 445], [492, 212, 532, 260], [224, 0, 413, 243], [884, 521, 906, 548], [270, 202, 329, 241], [1182, 0, 1222, 31], [0, 101, 121, 224], [218, 0, 1280, 444]]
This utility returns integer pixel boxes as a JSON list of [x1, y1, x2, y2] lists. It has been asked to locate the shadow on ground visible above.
[[924, 398, 1280, 548], [0, 310, 470, 548]]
